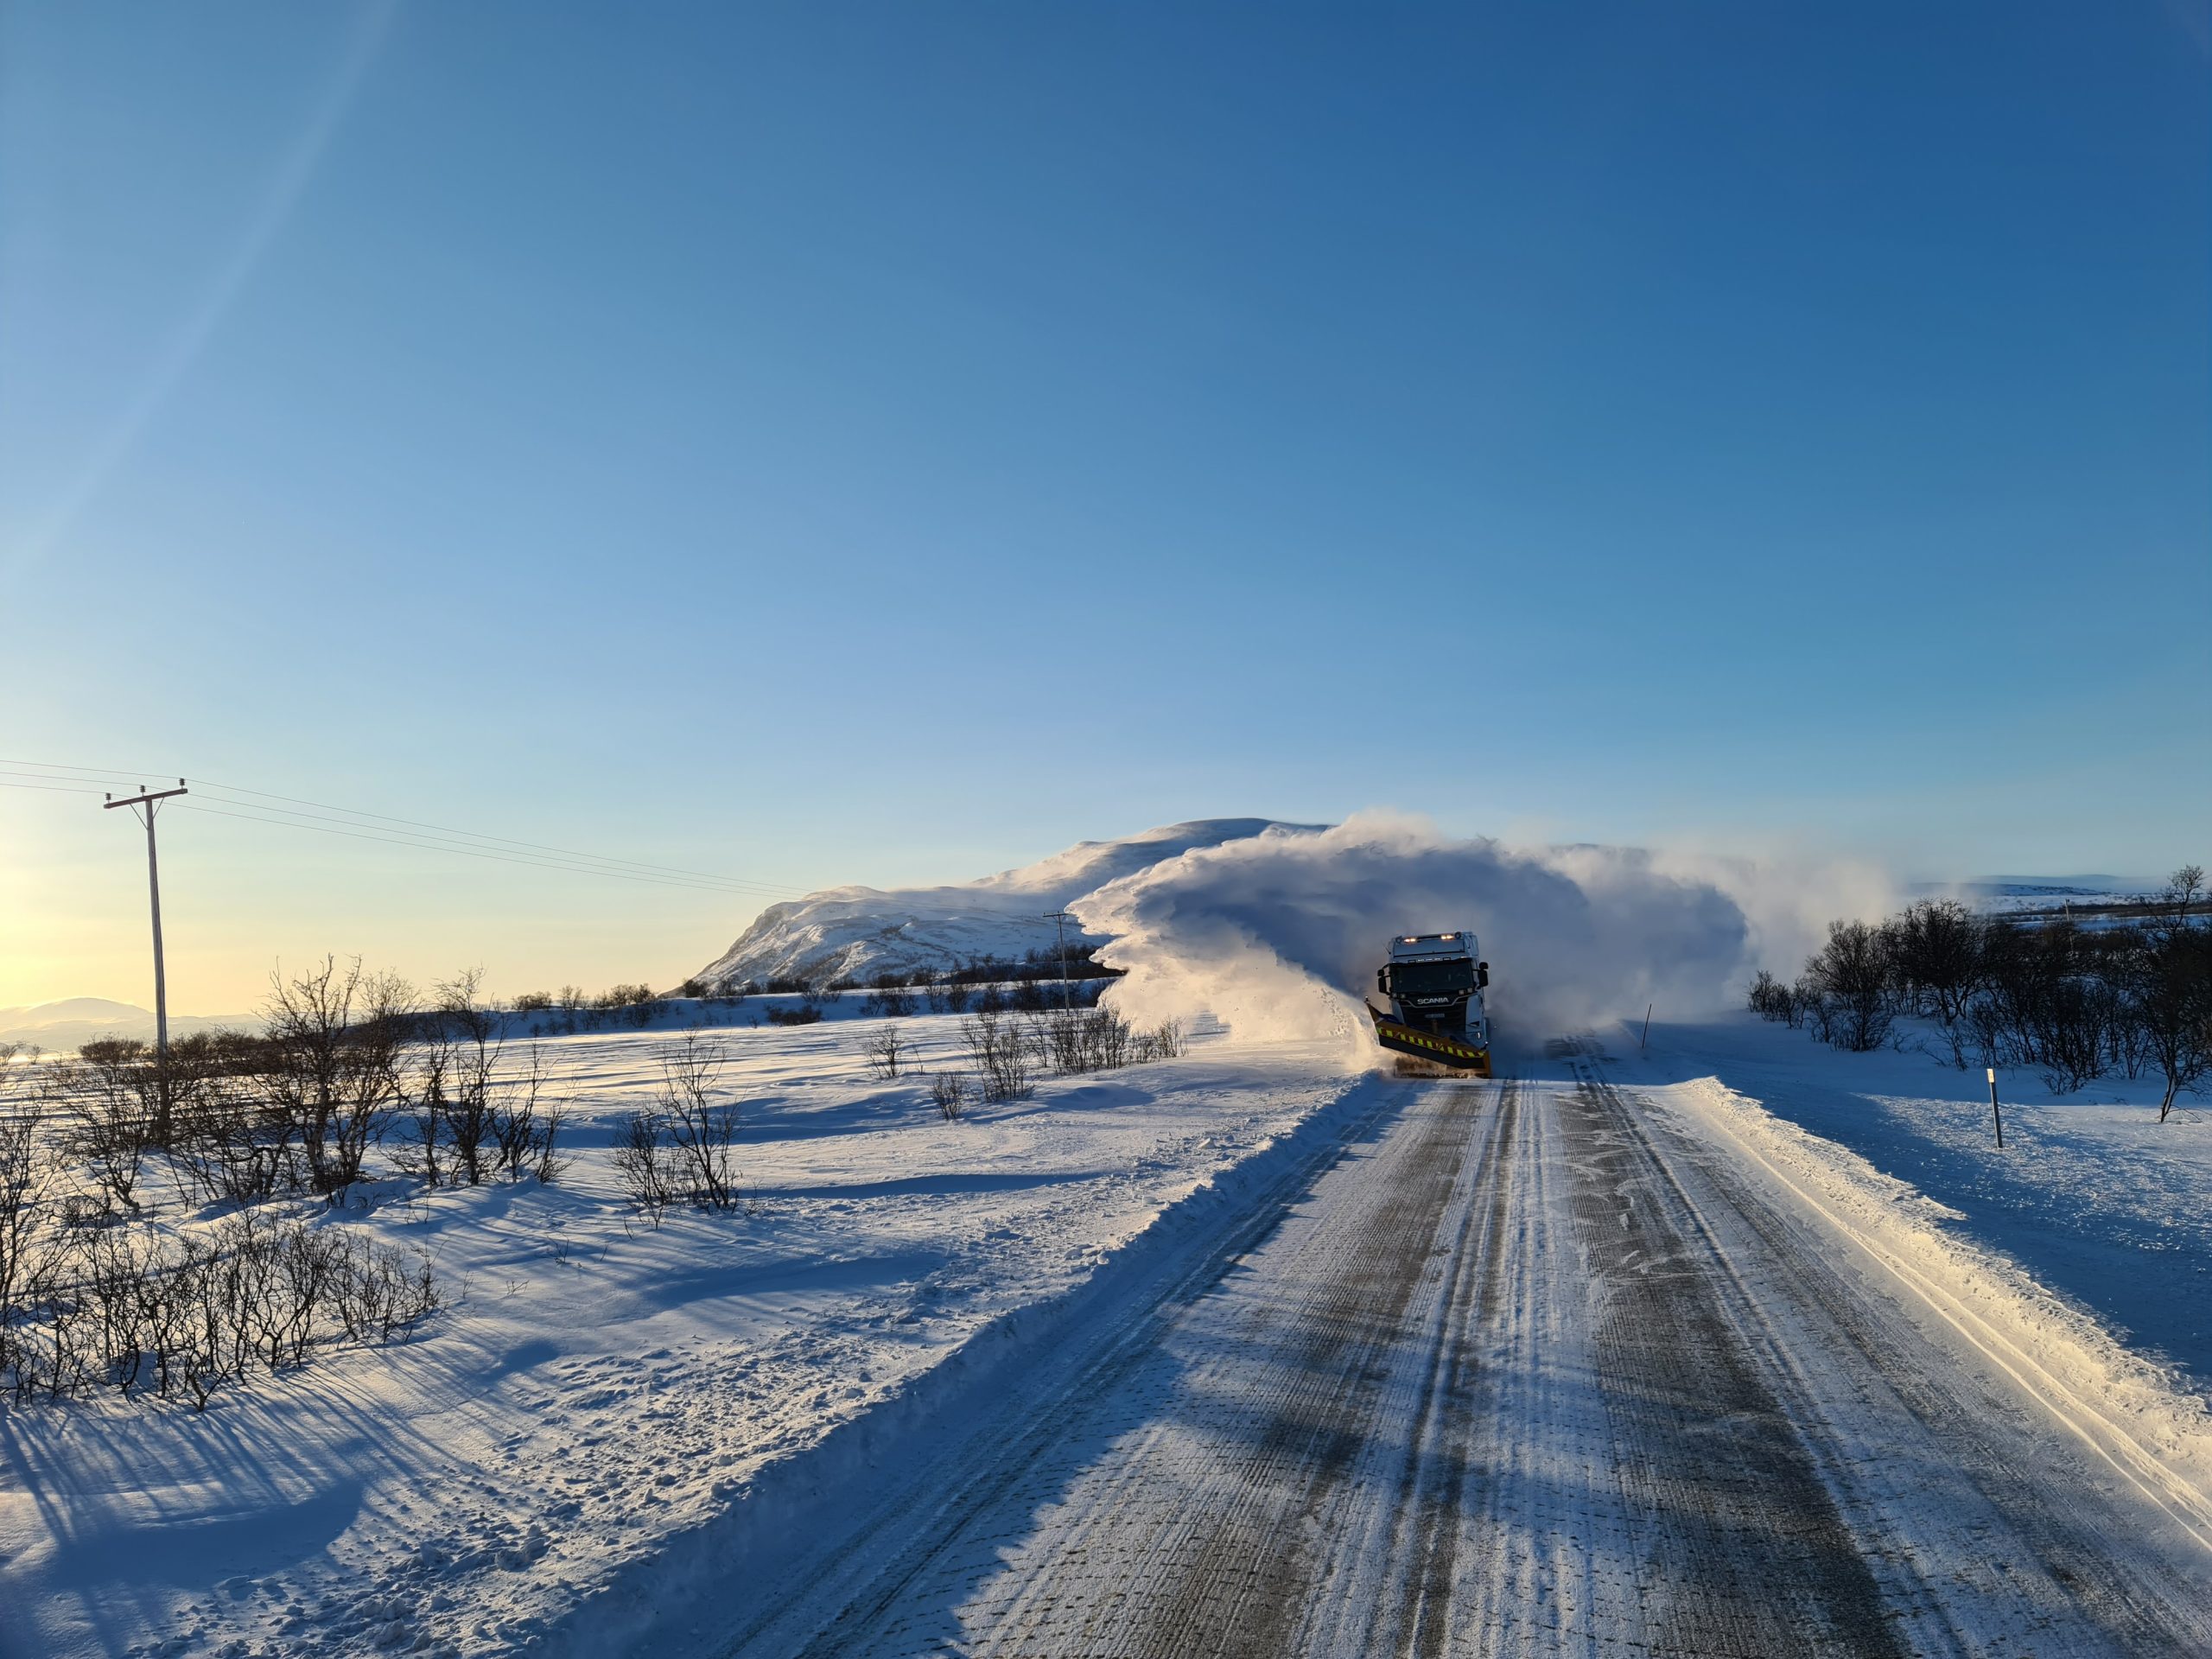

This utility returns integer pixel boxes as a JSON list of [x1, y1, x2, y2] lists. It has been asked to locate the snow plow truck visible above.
[[1367, 931, 1491, 1077]]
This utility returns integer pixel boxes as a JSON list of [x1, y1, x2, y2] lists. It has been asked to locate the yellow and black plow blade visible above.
[[1365, 1001, 1492, 1077]]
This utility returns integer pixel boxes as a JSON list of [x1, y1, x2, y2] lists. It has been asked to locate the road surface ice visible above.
[[686, 1043, 2211, 1658]]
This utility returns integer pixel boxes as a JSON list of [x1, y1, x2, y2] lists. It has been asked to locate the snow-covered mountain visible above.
[[695, 819, 1318, 988]]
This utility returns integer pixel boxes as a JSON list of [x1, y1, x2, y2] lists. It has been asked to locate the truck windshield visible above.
[[1393, 958, 1474, 995]]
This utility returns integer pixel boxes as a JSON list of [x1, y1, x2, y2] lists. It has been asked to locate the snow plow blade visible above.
[[1366, 1002, 1492, 1077]]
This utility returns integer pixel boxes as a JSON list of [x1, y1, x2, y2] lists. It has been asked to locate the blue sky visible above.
[[2, 2, 2206, 1009]]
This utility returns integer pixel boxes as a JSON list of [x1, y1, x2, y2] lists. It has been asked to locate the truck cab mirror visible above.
[[1477, 962, 1491, 987], [1376, 968, 1389, 993]]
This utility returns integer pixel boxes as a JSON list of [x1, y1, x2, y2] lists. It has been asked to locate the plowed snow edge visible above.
[[1653, 1072, 2212, 1551]]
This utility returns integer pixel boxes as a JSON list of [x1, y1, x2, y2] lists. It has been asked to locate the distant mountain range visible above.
[[695, 818, 1318, 989], [0, 998, 251, 1053], [1911, 876, 2161, 914]]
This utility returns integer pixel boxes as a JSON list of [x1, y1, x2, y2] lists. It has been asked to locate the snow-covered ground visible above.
[[5, 1000, 2208, 1657], [0, 1014, 1363, 1659]]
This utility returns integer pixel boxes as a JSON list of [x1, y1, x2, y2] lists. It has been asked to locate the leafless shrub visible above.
[[660, 1033, 738, 1210], [0, 1056, 54, 1390], [402, 981, 564, 1188], [531, 1102, 569, 1185], [8, 1212, 439, 1410], [490, 1045, 550, 1180], [1135, 1019, 1185, 1062], [440, 1039, 498, 1188], [1747, 969, 1788, 1020], [1746, 869, 2209, 1116], [2130, 866, 2212, 1122], [961, 1012, 1031, 1103], [258, 957, 413, 1196], [1805, 921, 1893, 1052], [397, 1046, 450, 1189], [863, 1023, 907, 1080], [48, 1042, 158, 1214], [328, 1233, 442, 1344], [861, 971, 917, 1017], [168, 1046, 289, 1206], [928, 1072, 969, 1122], [612, 1111, 675, 1227]]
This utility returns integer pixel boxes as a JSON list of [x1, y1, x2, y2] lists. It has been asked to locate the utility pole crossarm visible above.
[[102, 784, 189, 811]]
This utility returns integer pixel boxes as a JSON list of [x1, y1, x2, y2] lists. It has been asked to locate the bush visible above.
[[5, 1211, 438, 1410], [659, 1034, 738, 1210], [613, 1110, 675, 1226], [1805, 921, 1893, 1052], [863, 1024, 906, 1080], [1745, 866, 2209, 1114], [961, 1012, 1031, 1103], [928, 1072, 969, 1122]]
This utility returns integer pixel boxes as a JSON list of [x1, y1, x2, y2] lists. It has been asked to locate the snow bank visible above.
[[1657, 1072, 2212, 1552], [1075, 813, 1891, 1059]]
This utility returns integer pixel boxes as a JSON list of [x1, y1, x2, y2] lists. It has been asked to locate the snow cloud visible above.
[[1073, 813, 1895, 1066]]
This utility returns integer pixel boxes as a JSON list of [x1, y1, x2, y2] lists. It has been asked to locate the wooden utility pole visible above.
[[1044, 910, 1077, 1012], [104, 780, 188, 1065]]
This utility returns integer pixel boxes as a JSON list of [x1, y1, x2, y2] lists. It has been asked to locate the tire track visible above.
[[1557, 1067, 1910, 1656], [976, 1079, 1495, 1658]]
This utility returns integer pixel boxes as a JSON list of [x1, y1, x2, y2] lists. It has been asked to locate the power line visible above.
[[174, 797, 794, 896], [5, 772, 1110, 925], [176, 802, 782, 897], [0, 758, 810, 899], [0, 779, 111, 797], [188, 779, 798, 892]]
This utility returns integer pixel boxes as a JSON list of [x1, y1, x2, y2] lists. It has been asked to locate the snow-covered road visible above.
[[694, 1046, 2212, 1657]]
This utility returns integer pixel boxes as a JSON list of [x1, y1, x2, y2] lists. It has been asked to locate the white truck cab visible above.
[[1372, 931, 1491, 1072]]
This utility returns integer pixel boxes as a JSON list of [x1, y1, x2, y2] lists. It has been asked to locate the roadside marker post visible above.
[[1641, 1003, 1653, 1050], [1986, 1066, 2005, 1149]]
